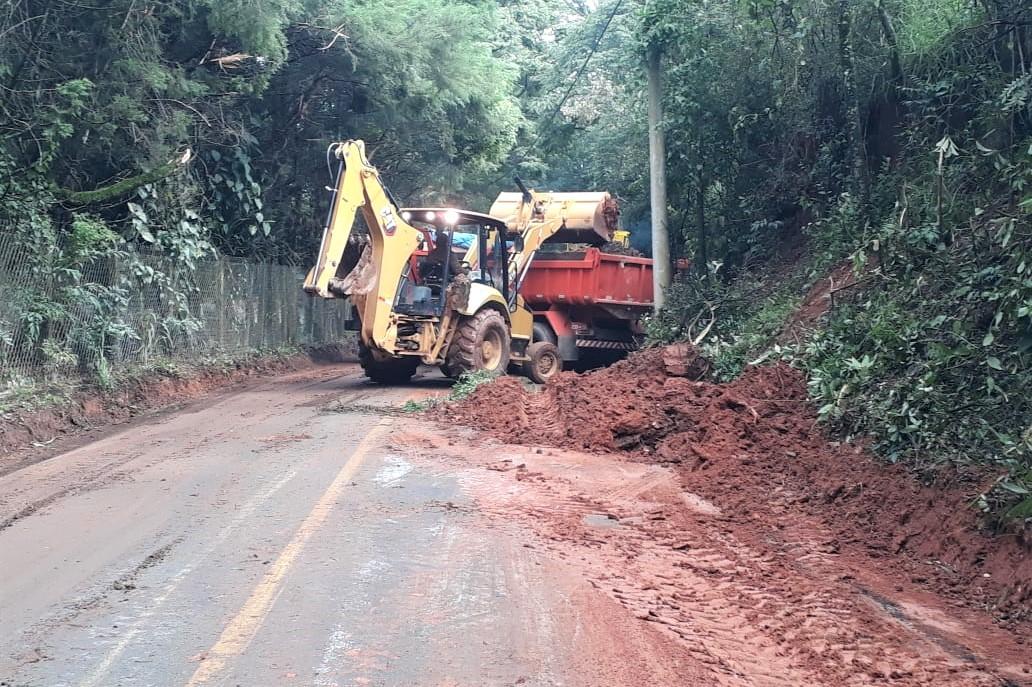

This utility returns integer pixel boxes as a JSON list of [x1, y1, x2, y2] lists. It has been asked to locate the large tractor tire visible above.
[[522, 341, 562, 384], [445, 308, 511, 379], [359, 341, 419, 384]]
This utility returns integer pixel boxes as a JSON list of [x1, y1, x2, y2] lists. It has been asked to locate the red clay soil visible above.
[[446, 346, 1032, 625], [778, 259, 859, 344]]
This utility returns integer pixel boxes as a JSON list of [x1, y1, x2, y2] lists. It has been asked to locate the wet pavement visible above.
[[0, 367, 602, 686]]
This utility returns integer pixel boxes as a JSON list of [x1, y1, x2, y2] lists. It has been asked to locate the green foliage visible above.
[[204, 0, 301, 65], [606, 0, 1032, 520], [450, 369, 499, 400], [1, 0, 520, 264], [802, 194, 867, 276], [898, 0, 977, 56], [646, 265, 803, 381], [403, 369, 498, 412], [801, 134, 1032, 517], [68, 215, 120, 262]]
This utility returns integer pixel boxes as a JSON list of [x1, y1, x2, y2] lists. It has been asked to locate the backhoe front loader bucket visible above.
[[489, 191, 619, 246]]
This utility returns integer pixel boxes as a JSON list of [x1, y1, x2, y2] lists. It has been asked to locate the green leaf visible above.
[[982, 332, 994, 346], [136, 225, 156, 243], [127, 202, 148, 223], [1004, 497, 1032, 521], [999, 481, 1031, 496], [934, 135, 960, 158], [987, 356, 1003, 371]]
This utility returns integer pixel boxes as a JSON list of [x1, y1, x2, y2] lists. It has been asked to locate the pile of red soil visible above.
[[448, 346, 1031, 622]]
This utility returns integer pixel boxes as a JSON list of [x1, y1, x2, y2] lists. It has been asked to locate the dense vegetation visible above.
[[631, 0, 1032, 521], [2, 0, 1030, 518]]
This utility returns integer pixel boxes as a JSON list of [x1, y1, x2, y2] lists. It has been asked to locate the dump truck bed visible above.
[[522, 248, 653, 310]]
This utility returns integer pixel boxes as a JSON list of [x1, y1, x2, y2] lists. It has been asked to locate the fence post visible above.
[[217, 258, 226, 351]]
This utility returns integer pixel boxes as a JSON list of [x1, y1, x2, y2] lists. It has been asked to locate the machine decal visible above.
[[381, 206, 397, 236]]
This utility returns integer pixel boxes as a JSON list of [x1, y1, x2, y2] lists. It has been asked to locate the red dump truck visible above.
[[521, 247, 654, 366]]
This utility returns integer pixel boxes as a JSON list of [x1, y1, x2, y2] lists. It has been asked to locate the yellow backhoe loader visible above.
[[302, 140, 651, 384]]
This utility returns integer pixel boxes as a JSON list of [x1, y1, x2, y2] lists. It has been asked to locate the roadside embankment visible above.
[[0, 343, 354, 463]]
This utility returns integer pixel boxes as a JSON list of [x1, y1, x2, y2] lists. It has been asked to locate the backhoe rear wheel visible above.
[[445, 308, 510, 379], [359, 341, 419, 384], [523, 341, 562, 384]]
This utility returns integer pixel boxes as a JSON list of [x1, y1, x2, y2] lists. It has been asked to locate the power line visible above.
[[488, 0, 626, 189], [538, 0, 626, 136]]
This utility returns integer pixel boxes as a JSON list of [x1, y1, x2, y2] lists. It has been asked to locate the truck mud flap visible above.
[[558, 335, 579, 361]]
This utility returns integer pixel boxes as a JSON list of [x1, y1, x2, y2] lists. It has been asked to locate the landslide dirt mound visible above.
[[447, 346, 1032, 624]]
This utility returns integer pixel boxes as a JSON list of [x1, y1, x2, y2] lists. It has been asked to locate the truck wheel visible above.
[[446, 309, 510, 378], [523, 341, 562, 384], [532, 321, 557, 345], [359, 342, 419, 384]]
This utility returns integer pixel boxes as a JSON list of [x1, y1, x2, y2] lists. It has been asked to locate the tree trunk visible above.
[[875, 0, 903, 88], [647, 42, 671, 310], [837, 0, 869, 211]]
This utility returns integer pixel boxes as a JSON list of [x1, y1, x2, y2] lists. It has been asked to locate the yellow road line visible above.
[[185, 417, 392, 685]]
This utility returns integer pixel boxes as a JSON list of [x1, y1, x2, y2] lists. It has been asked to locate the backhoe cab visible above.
[[303, 139, 637, 385]]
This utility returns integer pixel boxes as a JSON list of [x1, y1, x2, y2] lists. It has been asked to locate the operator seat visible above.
[[422, 232, 462, 306], [425, 231, 451, 268], [426, 233, 463, 276]]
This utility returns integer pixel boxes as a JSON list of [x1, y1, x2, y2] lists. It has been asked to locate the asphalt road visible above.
[[2, 364, 1028, 687], [0, 365, 650, 687]]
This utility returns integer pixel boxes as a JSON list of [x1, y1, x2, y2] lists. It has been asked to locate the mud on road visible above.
[[398, 430, 1030, 685], [0, 360, 1029, 686], [442, 346, 1031, 685]]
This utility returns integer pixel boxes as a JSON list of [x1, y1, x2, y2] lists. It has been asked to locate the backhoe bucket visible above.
[[489, 191, 619, 245]]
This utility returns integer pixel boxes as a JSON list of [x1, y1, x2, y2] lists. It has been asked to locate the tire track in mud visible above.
[[0, 374, 343, 531], [0, 451, 144, 531], [5, 536, 186, 672], [394, 429, 1023, 687]]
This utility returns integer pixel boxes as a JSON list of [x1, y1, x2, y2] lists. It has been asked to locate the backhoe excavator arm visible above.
[[303, 140, 421, 353]]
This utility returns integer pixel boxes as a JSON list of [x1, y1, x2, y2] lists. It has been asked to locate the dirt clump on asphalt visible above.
[[447, 345, 1032, 623]]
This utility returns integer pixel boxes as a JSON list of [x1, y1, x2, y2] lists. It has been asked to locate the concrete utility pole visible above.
[[647, 42, 671, 311]]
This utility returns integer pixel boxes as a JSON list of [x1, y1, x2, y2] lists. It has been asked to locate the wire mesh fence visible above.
[[0, 228, 353, 388]]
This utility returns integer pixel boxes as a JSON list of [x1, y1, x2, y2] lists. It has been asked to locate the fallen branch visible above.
[[691, 304, 717, 346], [58, 149, 192, 205]]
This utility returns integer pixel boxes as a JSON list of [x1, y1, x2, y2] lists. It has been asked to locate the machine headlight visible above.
[[401, 211, 411, 222], [443, 209, 460, 226], [425, 211, 436, 221]]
